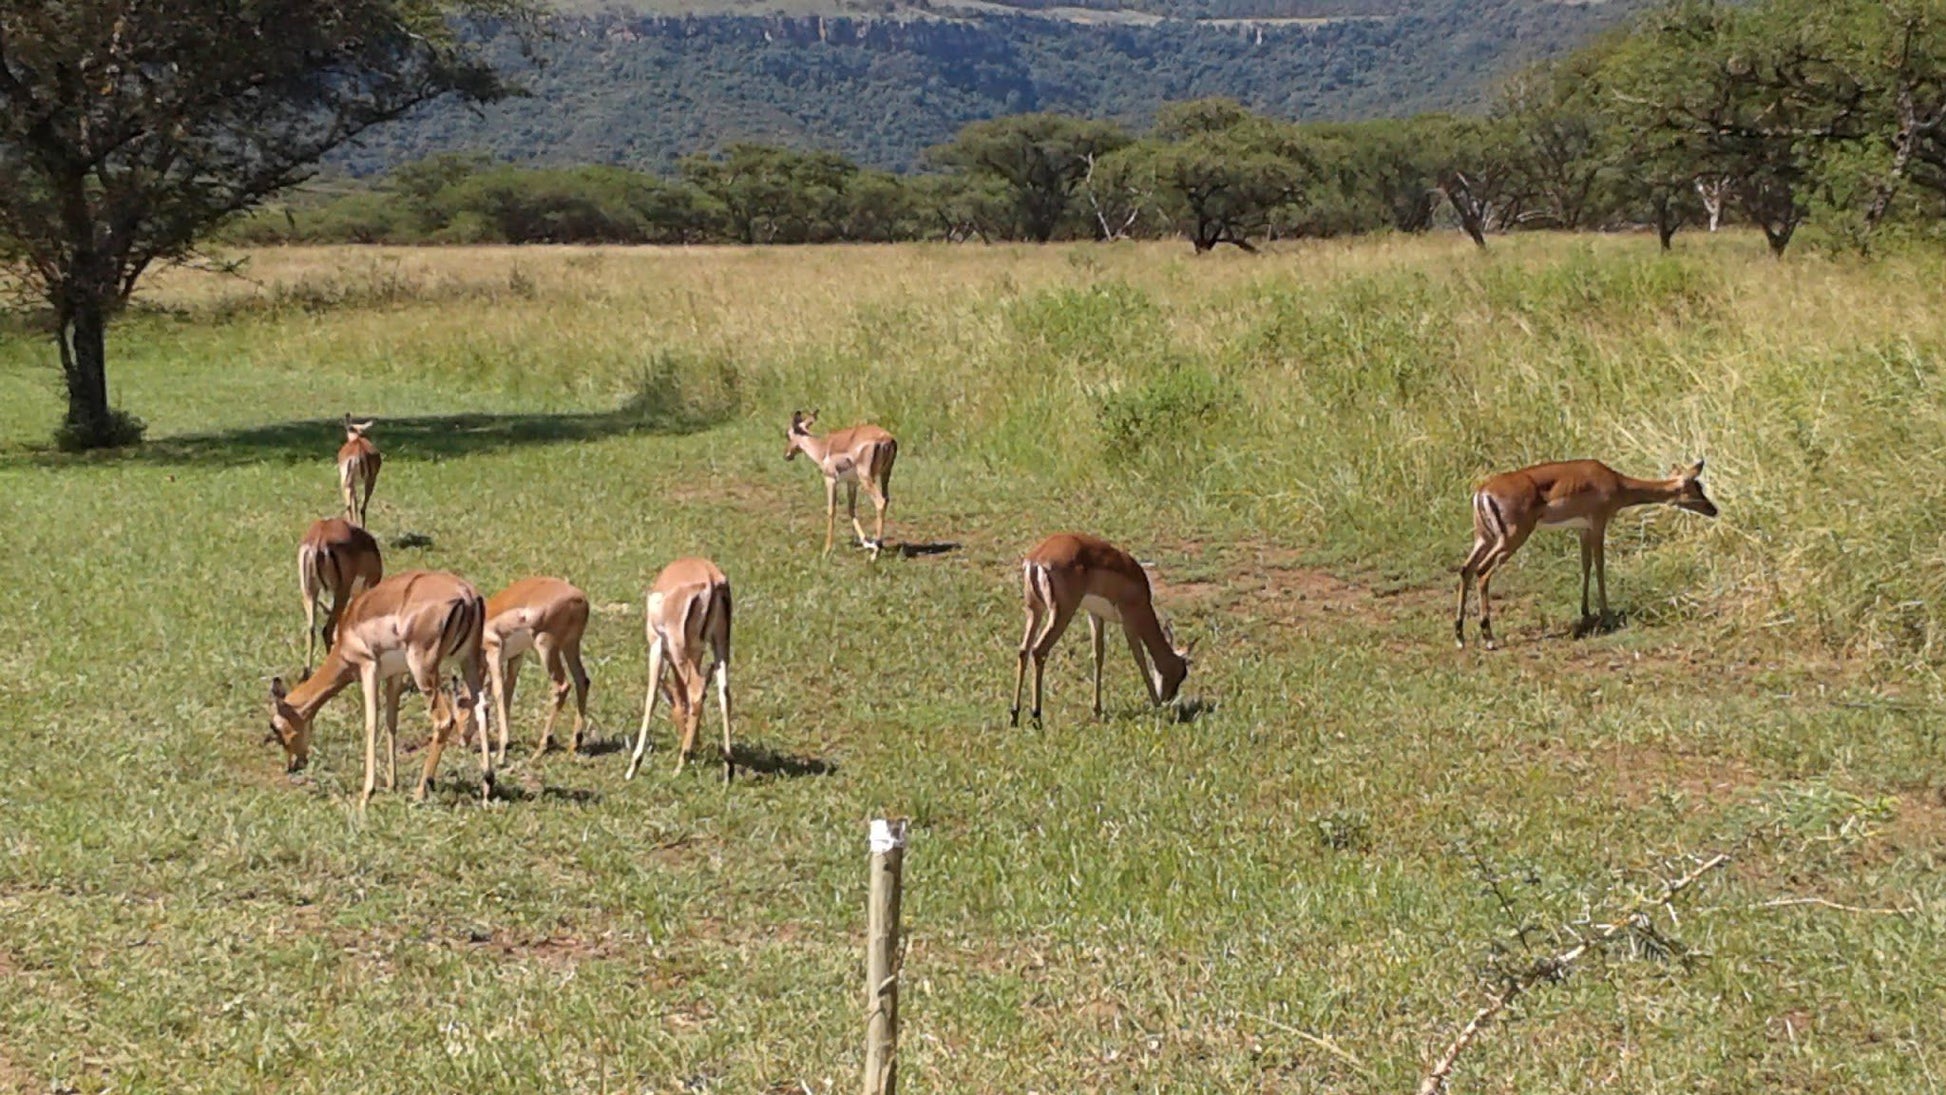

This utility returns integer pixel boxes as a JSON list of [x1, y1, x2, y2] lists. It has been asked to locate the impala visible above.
[[1010, 533, 1192, 725], [1455, 458, 1718, 650], [337, 414, 382, 526], [298, 517, 384, 674], [783, 409, 899, 558], [266, 569, 495, 808], [483, 576, 593, 764], [625, 558, 734, 783]]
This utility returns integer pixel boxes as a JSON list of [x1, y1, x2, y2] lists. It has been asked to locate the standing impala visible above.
[[483, 576, 592, 764], [337, 414, 382, 526], [1455, 458, 1718, 650], [1010, 533, 1192, 726], [266, 569, 495, 808], [783, 409, 899, 558], [298, 516, 384, 674], [626, 558, 734, 783]]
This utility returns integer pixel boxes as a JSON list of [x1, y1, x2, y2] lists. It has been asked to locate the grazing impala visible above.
[[483, 577, 593, 764], [337, 414, 382, 526], [626, 558, 734, 783], [1455, 458, 1718, 650], [1010, 533, 1192, 726], [298, 517, 384, 675], [783, 409, 899, 558], [266, 570, 495, 808]]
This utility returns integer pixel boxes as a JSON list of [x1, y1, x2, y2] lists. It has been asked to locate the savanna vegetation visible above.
[[0, 236, 1942, 1092]]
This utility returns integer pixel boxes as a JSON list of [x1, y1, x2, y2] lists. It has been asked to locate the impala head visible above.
[[266, 676, 313, 773], [783, 408, 819, 460], [1670, 459, 1718, 518], [1156, 619, 1195, 703], [342, 413, 373, 440]]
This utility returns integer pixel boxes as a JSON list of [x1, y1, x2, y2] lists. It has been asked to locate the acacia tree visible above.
[[927, 113, 1130, 242], [0, 1, 532, 449], [1133, 103, 1313, 252]]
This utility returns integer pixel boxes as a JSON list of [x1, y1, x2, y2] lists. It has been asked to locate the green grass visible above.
[[0, 235, 1942, 1092]]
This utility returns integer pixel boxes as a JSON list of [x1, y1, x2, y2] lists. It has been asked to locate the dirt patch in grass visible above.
[[1150, 537, 1413, 636]]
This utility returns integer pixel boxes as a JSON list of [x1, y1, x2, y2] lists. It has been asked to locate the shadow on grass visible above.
[[8, 365, 738, 467], [895, 540, 962, 558], [732, 743, 837, 779]]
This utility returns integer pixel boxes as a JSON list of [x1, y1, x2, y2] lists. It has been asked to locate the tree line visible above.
[[10, 0, 1946, 448], [241, 0, 1946, 257]]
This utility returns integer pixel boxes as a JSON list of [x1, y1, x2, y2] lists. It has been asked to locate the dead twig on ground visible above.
[[1416, 852, 1731, 1095]]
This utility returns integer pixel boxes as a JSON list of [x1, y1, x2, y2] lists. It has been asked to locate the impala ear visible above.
[[1673, 458, 1703, 483], [351, 420, 374, 433]]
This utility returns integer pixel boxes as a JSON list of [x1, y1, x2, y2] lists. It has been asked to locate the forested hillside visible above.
[[340, 0, 1646, 173]]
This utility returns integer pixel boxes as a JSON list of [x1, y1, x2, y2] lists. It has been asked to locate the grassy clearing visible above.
[[0, 235, 1941, 1092]]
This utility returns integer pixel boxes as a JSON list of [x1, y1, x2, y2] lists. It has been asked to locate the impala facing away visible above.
[[784, 409, 899, 558], [266, 570, 495, 808], [1011, 533, 1191, 725], [626, 558, 734, 783], [337, 414, 382, 526], [483, 576, 592, 764], [298, 517, 384, 674], [1455, 458, 1718, 650]]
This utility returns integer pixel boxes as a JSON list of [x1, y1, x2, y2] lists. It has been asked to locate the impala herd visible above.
[[268, 413, 1719, 809]]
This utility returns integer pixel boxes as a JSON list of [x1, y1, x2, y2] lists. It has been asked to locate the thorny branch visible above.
[[1416, 852, 1732, 1095]]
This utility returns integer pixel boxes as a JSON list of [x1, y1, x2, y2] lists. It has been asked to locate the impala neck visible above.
[[1128, 603, 1186, 702], [793, 430, 832, 463], [285, 649, 360, 720], [1616, 474, 1687, 510]]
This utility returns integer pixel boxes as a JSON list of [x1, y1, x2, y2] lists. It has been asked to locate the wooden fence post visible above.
[[864, 817, 908, 1095]]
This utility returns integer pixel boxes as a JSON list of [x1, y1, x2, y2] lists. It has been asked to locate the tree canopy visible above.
[[0, 0, 533, 448]]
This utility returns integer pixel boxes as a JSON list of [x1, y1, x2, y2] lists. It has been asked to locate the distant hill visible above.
[[337, 0, 1649, 175]]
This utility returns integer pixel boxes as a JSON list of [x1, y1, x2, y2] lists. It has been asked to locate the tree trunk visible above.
[[57, 298, 115, 448], [1653, 193, 1679, 251]]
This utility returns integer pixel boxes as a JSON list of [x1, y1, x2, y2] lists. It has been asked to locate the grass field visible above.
[[0, 235, 1942, 1093]]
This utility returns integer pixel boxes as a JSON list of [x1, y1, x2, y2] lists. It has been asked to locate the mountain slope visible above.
[[339, 0, 1648, 174]]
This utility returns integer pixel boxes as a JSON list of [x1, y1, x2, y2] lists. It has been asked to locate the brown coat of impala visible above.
[[626, 557, 735, 782], [1011, 533, 1191, 725], [483, 576, 592, 764], [337, 415, 382, 526], [783, 409, 899, 558], [1455, 458, 1718, 650], [266, 570, 495, 808], [298, 517, 384, 675]]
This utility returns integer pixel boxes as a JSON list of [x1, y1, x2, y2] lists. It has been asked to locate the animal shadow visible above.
[[894, 540, 961, 559], [1172, 697, 1218, 724], [1569, 609, 1632, 640], [730, 744, 837, 779]]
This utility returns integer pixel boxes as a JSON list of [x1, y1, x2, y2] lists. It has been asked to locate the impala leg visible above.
[[1088, 614, 1106, 718], [847, 480, 869, 548], [1576, 531, 1596, 636], [1593, 527, 1611, 627], [1011, 604, 1040, 727], [414, 670, 452, 803], [1029, 600, 1079, 725], [861, 480, 889, 559], [359, 663, 382, 811], [303, 590, 320, 675], [713, 658, 733, 784], [1456, 537, 1491, 649], [626, 636, 667, 781], [674, 668, 701, 775], [872, 466, 891, 553], [463, 657, 493, 805], [563, 640, 591, 754], [823, 476, 839, 557], [534, 640, 571, 762], [489, 650, 518, 767], [382, 675, 403, 793]]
